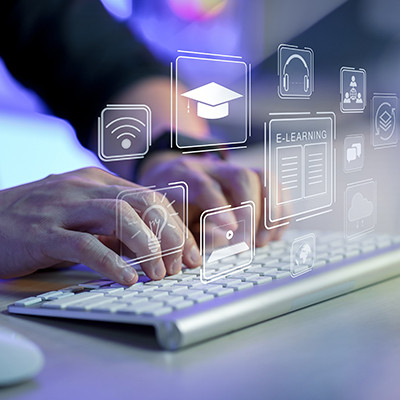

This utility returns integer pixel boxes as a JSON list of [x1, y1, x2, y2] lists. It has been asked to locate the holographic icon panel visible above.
[[278, 44, 314, 99], [266, 115, 334, 226], [290, 233, 315, 277], [340, 67, 366, 113], [345, 180, 377, 239], [174, 51, 249, 151], [371, 94, 398, 149], [98, 104, 151, 162], [200, 202, 254, 283], [344, 134, 364, 173], [117, 183, 187, 266]]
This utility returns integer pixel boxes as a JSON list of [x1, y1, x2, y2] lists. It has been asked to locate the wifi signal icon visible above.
[[98, 104, 151, 162]]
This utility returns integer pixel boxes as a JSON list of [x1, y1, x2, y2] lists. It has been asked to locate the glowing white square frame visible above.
[[116, 181, 188, 266], [199, 201, 255, 284]]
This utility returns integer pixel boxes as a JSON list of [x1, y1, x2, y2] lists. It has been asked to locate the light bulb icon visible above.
[[143, 204, 168, 253]]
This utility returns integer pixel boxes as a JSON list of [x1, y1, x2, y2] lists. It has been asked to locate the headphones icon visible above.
[[282, 54, 310, 93]]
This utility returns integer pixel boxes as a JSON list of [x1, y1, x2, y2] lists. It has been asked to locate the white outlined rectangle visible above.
[[116, 182, 188, 266], [278, 44, 314, 99], [345, 179, 377, 240], [276, 145, 302, 204], [304, 142, 327, 198], [371, 93, 398, 149], [98, 104, 151, 162], [200, 202, 255, 283], [173, 52, 250, 152], [340, 67, 366, 113], [266, 115, 334, 225]]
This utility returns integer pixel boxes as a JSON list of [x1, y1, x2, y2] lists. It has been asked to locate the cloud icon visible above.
[[348, 192, 374, 222]]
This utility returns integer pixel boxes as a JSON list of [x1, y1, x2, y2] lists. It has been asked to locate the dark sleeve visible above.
[[0, 0, 167, 147]]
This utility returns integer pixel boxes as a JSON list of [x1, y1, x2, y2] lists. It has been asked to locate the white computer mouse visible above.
[[0, 326, 44, 386]]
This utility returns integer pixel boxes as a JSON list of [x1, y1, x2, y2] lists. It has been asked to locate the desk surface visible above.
[[1, 266, 400, 400]]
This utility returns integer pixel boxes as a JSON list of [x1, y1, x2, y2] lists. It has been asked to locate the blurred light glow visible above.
[[0, 111, 104, 190], [167, 0, 228, 21], [101, 0, 132, 20]]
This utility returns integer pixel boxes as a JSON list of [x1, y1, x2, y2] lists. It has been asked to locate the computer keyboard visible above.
[[8, 232, 400, 349]]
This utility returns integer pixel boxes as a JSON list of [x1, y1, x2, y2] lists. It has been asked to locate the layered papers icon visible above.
[[181, 82, 242, 119]]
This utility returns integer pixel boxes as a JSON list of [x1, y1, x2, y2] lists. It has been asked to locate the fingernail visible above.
[[154, 260, 166, 280], [122, 267, 137, 285], [189, 245, 202, 266], [171, 257, 182, 274]]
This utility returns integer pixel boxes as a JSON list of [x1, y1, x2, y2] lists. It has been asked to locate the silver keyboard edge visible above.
[[156, 248, 400, 349], [8, 248, 400, 350]]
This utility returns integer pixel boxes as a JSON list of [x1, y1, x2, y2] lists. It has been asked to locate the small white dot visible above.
[[121, 138, 131, 149]]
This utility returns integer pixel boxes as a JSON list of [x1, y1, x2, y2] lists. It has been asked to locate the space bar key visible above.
[[42, 292, 104, 309]]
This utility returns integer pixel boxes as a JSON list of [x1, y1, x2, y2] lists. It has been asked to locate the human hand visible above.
[[0, 167, 201, 284], [137, 154, 287, 248]]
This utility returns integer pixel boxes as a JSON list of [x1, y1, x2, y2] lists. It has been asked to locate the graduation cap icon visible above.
[[181, 82, 243, 120]]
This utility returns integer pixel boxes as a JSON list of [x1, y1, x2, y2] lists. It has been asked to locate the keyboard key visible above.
[[176, 289, 205, 298], [392, 235, 400, 244], [226, 272, 259, 282], [206, 287, 234, 297], [192, 293, 215, 303], [345, 249, 361, 258], [92, 301, 129, 313], [134, 291, 166, 299], [78, 279, 114, 289], [42, 292, 104, 309], [144, 280, 174, 287], [328, 254, 344, 263], [361, 245, 376, 253], [118, 302, 164, 315], [270, 240, 289, 249], [190, 282, 223, 291], [91, 287, 125, 295], [269, 249, 286, 257], [246, 267, 278, 275], [254, 245, 272, 255], [116, 297, 149, 305], [67, 297, 115, 311], [133, 285, 156, 293], [111, 291, 138, 299], [173, 300, 194, 310], [38, 291, 63, 300], [154, 285, 190, 294], [47, 292, 75, 301], [124, 282, 144, 291], [214, 277, 242, 287], [313, 260, 327, 268], [316, 252, 330, 260], [181, 268, 201, 275], [164, 274, 196, 282], [14, 297, 42, 307], [141, 307, 173, 317], [225, 282, 254, 291], [264, 270, 290, 279], [156, 295, 185, 305], [377, 240, 392, 249], [253, 254, 280, 263], [245, 276, 273, 285], [110, 283, 129, 289], [263, 259, 285, 267]]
